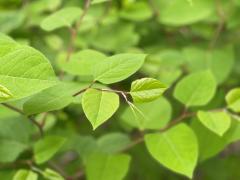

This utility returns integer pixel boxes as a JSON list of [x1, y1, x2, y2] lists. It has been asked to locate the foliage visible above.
[[0, 0, 240, 179]]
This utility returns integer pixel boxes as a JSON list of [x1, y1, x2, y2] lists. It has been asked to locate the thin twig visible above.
[[73, 81, 95, 97], [59, 0, 91, 79], [209, 0, 225, 49]]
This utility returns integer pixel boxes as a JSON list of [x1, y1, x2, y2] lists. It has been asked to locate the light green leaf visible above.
[[156, 0, 214, 26], [42, 168, 64, 180], [174, 71, 217, 107], [82, 89, 119, 130], [0, 84, 13, 100], [86, 153, 131, 180], [34, 136, 66, 164], [130, 78, 167, 103], [145, 124, 198, 178], [13, 169, 38, 180], [197, 111, 231, 136], [94, 53, 146, 84], [40, 7, 82, 31], [23, 82, 88, 115], [121, 97, 172, 130], [57, 49, 106, 76], [0, 34, 57, 103], [226, 88, 240, 112]]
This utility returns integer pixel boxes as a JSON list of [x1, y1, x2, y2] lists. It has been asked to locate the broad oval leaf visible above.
[[82, 88, 119, 130], [40, 7, 83, 31], [0, 34, 57, 103], [145, 124, 198, 178], [174, 71, 217, 107], [197, 111, 231, 136], [86, 153, 131, 180], [58, 49, 107, 76], [130, 78, 167, 103], [34, 136, 66, 164], [226, 88, 240, 113], [94, 53, 146, 84]]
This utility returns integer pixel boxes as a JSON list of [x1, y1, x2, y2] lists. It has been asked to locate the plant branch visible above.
[[209, 0, 225, 49], [1, 103, 44, 137]]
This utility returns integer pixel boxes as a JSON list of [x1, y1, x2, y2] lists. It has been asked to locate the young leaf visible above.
[[23, 82, 88, 115], [57, 49, 106, 76], [145, 124, 198, 178], [0, 35, 58, 103], [94, 53, 146, 84], [40, 7, 82, 31], [130, 78, 167, 103], [226, 88, 240, 113], [86, 153, 131, 180], [0, 84, 13, 100], [34, 136, 66, 164], [174, 71, 217, 107], [13, 169, 38, 180], [197, 111, 231, 136], [82, 89, 119, 130]]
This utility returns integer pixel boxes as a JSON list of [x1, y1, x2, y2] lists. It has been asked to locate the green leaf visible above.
[[57, 49, 107, 76], [156, 0, 214, 26], [121, 97, 172, 130], [0, 11, 25, 33], [42, 168, 64, 180], [86, 153, 131, 180], [197, 111, 231, 136], [13, 169, 38, 180], [0, 34, 57, 103], [90, 22, 139, 52], [0, 84, 13, 100], [174, 71, 217, 107], [226, 88, 240, 112], [145, 124, 198, 178], [23, 82, 88, 115], [34, 136, 66, 164], [97, 133, 131, 153], [182, 46, 235, 84], [91, 0, 109, 4], [82, 89, 119, 130], [130, 78, 167, 103], [0, 139, 28, 163], [120, 2, 153, 21], [94, 53, 146, 84], [40, 7, 82, 31], [0, 117, 32, 163]]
